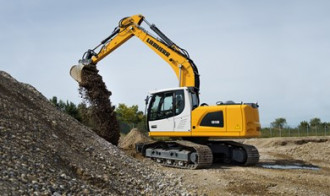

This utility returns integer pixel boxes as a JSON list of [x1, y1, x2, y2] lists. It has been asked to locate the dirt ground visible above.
[[123, 135, 330, 195]]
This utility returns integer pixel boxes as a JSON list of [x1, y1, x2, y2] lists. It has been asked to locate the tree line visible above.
[[263, 117, 330, 137], [270, 117, 330, 130], [49, 96, 146, 134]]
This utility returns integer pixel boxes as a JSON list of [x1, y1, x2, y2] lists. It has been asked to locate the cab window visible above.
[[148, 90, 185, 121], [149, 94, 162, 120], [175, 90, 185, 115], [191, 92, 199, 109], [160, 93, 174, 117]]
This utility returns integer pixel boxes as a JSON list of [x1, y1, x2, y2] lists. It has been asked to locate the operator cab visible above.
[[146, 87, 196, 132]]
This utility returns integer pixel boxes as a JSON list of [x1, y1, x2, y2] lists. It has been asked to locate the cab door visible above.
[[173, 90, 191, 132], [147, 92, 175, 132]]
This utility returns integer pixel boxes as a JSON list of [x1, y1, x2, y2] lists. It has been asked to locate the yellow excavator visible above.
[[70, 14, 261, 169]]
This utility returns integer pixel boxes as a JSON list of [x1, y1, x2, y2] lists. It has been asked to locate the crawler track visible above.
[[173, 141, 213, 169], [211, 141, 259, 166], [136, 140, 259, 169], [137, 141, 213, 169]]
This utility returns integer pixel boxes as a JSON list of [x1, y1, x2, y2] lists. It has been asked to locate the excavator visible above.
[[70, 14, 261, 169]]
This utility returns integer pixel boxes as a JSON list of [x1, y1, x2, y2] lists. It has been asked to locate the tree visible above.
[[321, 122, 330, 134], [322, 122, 330, 128], [49, 96, 81, 121], [65, 102, 81, 121], [77, 102, 95, 128], [271, 118, 287, 130], [50, 97, 148, 134], [310, 118, 321, 130], [115, 104, 145, 131], [298, 120, 309, 130]]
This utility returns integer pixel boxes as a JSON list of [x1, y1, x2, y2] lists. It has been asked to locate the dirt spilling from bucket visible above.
[[78, 64, 120, 145]]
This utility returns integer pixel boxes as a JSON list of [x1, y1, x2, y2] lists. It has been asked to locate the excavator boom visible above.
[[70, 14, 200, 98]]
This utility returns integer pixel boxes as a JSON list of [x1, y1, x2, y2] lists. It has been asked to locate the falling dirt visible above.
[[78, 64, 120, 145]]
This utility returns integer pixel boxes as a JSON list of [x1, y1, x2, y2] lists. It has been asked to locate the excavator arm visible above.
[[70, 14, 200, 97]]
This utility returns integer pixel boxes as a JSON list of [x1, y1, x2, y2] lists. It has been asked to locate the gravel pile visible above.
[[0, 71, 190, 195]]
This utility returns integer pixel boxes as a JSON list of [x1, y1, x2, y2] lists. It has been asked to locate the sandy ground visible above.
[[123, 136, 330, 195]]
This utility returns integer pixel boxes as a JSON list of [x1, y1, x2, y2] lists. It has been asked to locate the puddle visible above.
[[261, 164, 320, 170]]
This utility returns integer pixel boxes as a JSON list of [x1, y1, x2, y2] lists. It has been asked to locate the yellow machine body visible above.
[[148, 104, 260, 137]]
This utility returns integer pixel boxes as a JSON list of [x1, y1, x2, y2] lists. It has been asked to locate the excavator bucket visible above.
[[69, 64, 85, 83]]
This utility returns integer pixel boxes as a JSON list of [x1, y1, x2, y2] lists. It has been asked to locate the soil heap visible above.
[[0, 71, 189, 195], [243, 136, 330, 168], [78, 64, 120, 145], [119, 128, 153, 150]]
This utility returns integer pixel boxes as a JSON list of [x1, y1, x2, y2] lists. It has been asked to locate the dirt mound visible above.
[[0, 71, 190, 195], [283, 138, 330, 167], [243, 136, 330, 167], [119, 128, 153, 149], [78, 64, 120, 145]]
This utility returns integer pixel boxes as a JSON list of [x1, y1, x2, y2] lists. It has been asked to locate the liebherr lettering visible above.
[[146, 38, 170, 57]]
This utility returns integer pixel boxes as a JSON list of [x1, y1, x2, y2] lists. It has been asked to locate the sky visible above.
[[0, 0, 330, 127]]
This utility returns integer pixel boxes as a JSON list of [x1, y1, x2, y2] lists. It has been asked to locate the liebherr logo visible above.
[[146, 38, 170, 57]]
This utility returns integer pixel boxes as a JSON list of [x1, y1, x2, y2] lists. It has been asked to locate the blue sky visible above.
[[1, 0, 330, 127]]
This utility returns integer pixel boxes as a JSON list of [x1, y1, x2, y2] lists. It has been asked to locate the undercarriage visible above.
[[136, 139, 259, 169]]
